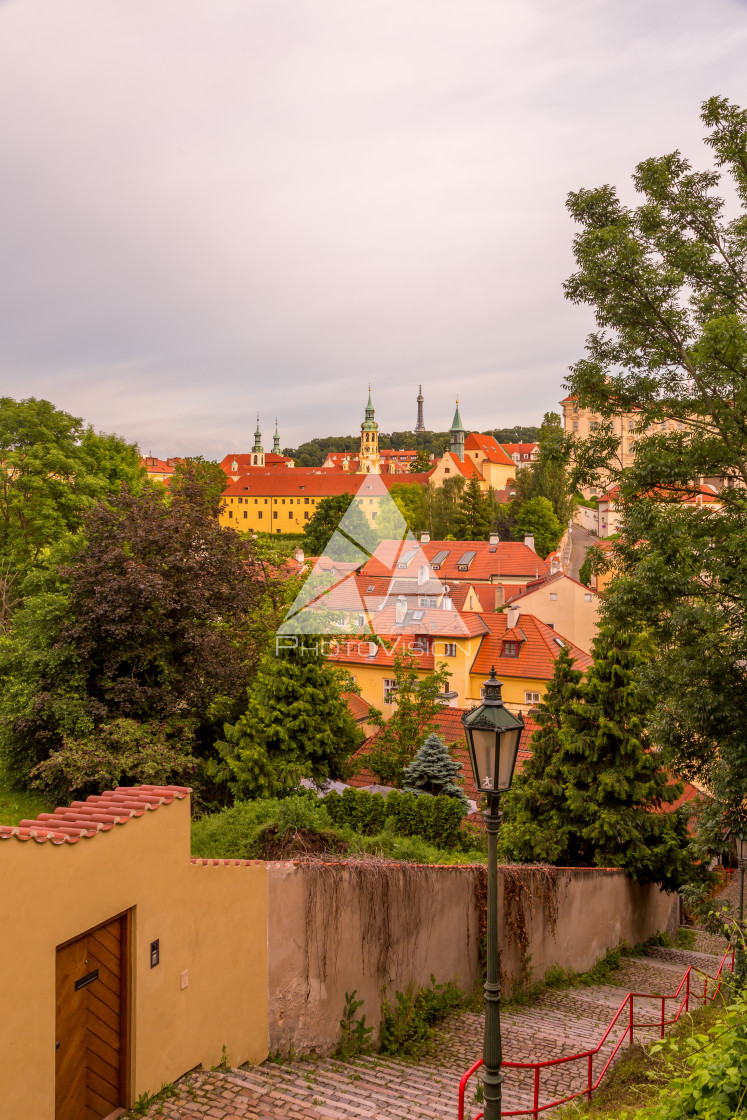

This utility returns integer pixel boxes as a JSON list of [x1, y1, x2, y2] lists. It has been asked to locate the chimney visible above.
[[420, 531, 430, 543], [550, 554, 560, 574], [417, 563, 429, 587], [506, 605, 520, 629], [494, 584, 505, 610], [395, 596, 408, 624], [294, 547, 304, 565], [524, 534, 535, 553], [489, 532, 500, 545]]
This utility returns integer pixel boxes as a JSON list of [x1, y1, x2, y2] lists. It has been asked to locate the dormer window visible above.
[[502, 641, 519, 657]]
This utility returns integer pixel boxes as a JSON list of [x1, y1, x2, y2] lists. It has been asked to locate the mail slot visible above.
[[74, 969, 99, 991]]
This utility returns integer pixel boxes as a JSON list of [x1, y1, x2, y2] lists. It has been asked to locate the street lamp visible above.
[[462, 668, 525, 1120]]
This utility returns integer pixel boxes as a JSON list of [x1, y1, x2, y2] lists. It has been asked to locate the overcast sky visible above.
[[1, 1, 747, 456]]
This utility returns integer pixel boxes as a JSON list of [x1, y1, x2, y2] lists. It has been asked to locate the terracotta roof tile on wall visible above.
[[0, 785, 191, 845]]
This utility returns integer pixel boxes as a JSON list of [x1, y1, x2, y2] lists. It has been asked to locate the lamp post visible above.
[[462, 668, 525, 1120], [736, 832, 747, 984]]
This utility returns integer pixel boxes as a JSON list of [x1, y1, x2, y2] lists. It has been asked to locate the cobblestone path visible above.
[[134, 933, 728, 1120]]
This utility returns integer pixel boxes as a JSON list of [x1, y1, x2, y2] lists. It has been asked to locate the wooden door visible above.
[[55, 913, 129, 1120]]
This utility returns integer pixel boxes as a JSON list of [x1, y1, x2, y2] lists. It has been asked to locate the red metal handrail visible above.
[[457, 946, 734, 1120]]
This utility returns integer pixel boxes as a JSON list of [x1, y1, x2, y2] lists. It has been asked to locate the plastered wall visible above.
[[0, 799, 268, 1120], [266, 861, 678, 1055]]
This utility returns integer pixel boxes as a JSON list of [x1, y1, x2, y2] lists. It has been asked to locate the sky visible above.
[[1, 0, 747, 457]]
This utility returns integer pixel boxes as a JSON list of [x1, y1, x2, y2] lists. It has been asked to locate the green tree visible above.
[[363, 649, 451, 786], [513, 496, 561, 557], [0, 397, 143, 575], [170, 456, 228, 517], [499, 646, 583, 863], [532, 412, 574, 524], [409, 449, 432, 473], [454, 477, 492, 541], [302, 492, 377, 558], [578, 554, 592, 587], [216, 643, 362, 798], [503, 622, 691, 889], [562, 94, 747, 825], [420, 477, 465, 539], [402, 732, 470, 811]]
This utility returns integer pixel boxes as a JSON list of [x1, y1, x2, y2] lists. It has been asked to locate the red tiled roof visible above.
[[0, 785, 191, 845], [471, 612, 593, 679], [464, 433, 515, 467], [505, 571, 599, 603], [441, 451, 483, 479], [344, 692, 373, 722], [599, 482, 720, 505], [349, 708, 540, 800], [501, 443, 539, 457], [363, 540, 549, 584], [222, 470, 431, 499], [329, 641, 436, 671]]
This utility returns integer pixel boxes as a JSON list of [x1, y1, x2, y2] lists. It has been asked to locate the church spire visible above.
[[450, 398, 466, 461], [253, 414, 263, 454], [273, 418, 280, 454], [360, 385, 380, 474]]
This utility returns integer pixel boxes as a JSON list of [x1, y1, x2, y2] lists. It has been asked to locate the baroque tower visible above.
[[449, 399, 466, 462], [415, 385, 425, 433], [251, 414, 265, 467], [273, 418, 281, 454], [359, 387, 380, 474]]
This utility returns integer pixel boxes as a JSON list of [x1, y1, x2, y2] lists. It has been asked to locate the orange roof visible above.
[[599, 482, 720, 505], [501, 443, 539, 457], [465, 433, 515, 467], [349, 708, 540, 800], [471, 611, 593, 679], [329, 640, 436, 671], [222, 470, 431, 499], [363, 539, 549, 584], [441, 451, 483, 479], [0, 785, 191, 845], [343, 692, 373, 722], [221, 453, 293, 476], [505, 570, 599, 603]]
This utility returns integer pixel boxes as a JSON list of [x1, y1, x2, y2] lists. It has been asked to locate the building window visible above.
[[549, 592, 557, 601], [304, 497, 309, 504], [573, 421, 578, 433], [444, 467, 450, 474], [258, 511, 262, 519], [444, 642, 457, 657], [383, 678, 397, 704], [502, 641, 519, 657], [628, 420, 634, 431], [304, 511, 310, 520], [628, 441, 635, 452], [525, 691, 540, 705], [289, 512, 293, 519], [572, 404, 578, 413], [273, 512, 278, 519], [584, 592, 592, 602], [243, 511, 247, 519], [420, 597, 437, 608], [228, 510, 233, 518]]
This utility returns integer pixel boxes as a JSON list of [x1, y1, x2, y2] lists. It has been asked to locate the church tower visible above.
[[415, 385, 425, 433], [359, 387, 380, 474], [251, 414, 265, 467], [449, 399, 466, 462], [273, 418, 281, 454]]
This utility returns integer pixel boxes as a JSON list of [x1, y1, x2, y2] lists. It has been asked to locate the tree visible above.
[[61, 478, 266, 727], [513, 496, 561, 557], [402, 733, 470, 810], [302, 492, 377, 558], [502, 622, 691, 889], [409, 449, 432, 473], [216, 643, 362, 798], [532, 412, 574, 525], [578, 554, 592, 587], [454, 477, 492, 541], [0, 396, 143, 575], [562, 94, 747, 825], [170, 456, 228, 517], [420, 476, 465, 539], [499, 646, 583, 863], [362, 649, 451, 786]]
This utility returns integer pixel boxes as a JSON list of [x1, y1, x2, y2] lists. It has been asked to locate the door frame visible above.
[[56, 908, 133, 1114]]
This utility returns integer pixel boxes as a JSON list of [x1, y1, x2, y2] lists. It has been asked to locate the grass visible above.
[[0, 767, 50, 825], [552, 996, 729, 1118]]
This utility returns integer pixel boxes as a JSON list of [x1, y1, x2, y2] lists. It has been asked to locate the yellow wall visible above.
[[507, 582, 599, 655], [219, 492, 385, 534], [0, 797, 268, 1118], [467, 673, 549, 713]]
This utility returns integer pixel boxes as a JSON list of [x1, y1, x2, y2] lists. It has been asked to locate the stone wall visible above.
[[266, 861, 678, 1056]]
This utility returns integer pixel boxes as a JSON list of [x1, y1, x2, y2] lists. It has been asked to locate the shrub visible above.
[[380, 975, 464, 1058]]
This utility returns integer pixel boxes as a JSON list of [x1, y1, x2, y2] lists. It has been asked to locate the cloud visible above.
[[1, 0, 746, 454]]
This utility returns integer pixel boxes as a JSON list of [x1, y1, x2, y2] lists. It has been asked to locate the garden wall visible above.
[[266, 861, 679, 1055]]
